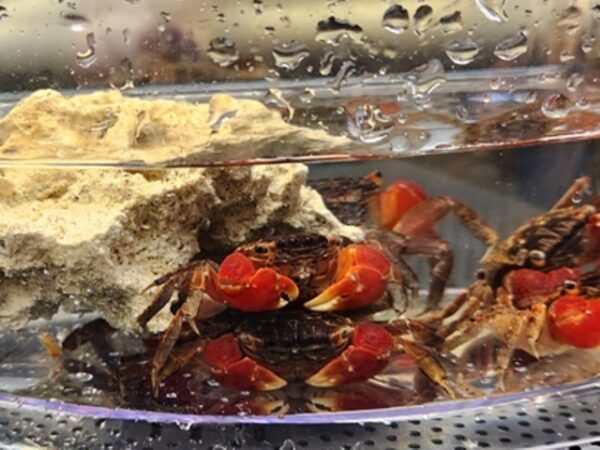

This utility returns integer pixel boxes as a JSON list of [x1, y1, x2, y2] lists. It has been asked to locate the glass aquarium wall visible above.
[[0, 0, 600, 431]]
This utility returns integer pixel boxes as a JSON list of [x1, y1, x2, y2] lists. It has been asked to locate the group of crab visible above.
[[134, 170, 600, 412]]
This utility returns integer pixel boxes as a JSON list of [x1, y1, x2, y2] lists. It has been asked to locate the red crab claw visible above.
[[379, 179, 427, 230], [505, 268, 581, 302], [203, 333, 287, 391], [305, 323, 393, 387], [304, 245, 391, 312], [548, 295, 600, 349], [216, 252, 299, 312]]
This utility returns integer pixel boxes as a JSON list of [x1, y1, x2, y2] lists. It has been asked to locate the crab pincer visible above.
[[305, 323, 394, 387], [217, 252, 299, 311], [548, 295, 600, 349], [303, 244, 395, 312], [203, 333, 287, 391]]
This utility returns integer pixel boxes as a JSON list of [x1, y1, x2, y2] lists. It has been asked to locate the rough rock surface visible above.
[[0, 91, 362, 332], [0, 89, 351, 164]]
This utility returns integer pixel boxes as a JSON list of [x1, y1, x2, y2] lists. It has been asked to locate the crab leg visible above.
[[398, 338, 456, 399], [391, 196, 498, 247], [305, 323, 393, 387], [203, 334, 287, 391], [550, 176, 591, 210]]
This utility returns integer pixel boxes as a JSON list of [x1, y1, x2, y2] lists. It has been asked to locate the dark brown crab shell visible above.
[[236, 233, 344, 300], [480, 204, 598, 287], [236, 310, 353, 381], [309, 172, 383, 226]]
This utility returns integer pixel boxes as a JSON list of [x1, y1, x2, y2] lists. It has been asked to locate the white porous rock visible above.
[[0, 90, 362, 333]]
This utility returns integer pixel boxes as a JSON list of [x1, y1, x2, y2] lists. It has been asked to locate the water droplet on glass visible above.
[[76, 32, 96, 68], [440, 11, 462, 34], [60, 12, 89, 32], [122, 28, 131, 45], [253, 0, 264, 15], [329, 60, 355, 90], [160, 11, 171, 22], [455, 105, 473, 123], [265, 68, 281, 82], [272, 42, 309, 70], [315, 16, 363, 46], [559, 50, 575, 63], [557, 6, 582, 33], [567, 73, 584, 92], [401, 58, 446, 107], [279, 439, 297, 450], [208, 94, 238, 132], [0, 6, 7, 21], [413, 5, 434, 37], [541, 93, 572, 119], [493, 30, 528, 61], [382, 4, 409, 34], [522, 90, 537, 104], [475, 0, 507, 23], [347, 103, 393, 143], [263, 88, 294, 121], [67, 372, 93, 383], [319, 51, 336, 76], [299, 87, 315, 103], [576, 96, 590, 109], [581, 35, 595, 53], [207, 37, 239, 67], [444, 38, 479, 65]]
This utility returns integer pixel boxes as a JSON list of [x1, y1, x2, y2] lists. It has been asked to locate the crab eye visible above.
[[475, 268, 487, 280], [563, 279, 579, 294], [528, 250, 546, 267], [254, 245, 268, 254]]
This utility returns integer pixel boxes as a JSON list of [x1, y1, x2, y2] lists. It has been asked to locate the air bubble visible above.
[[494, 30, 528, 61], [0, 6, 7, 21], [444, 38, 479, 65], [382, 5, 409, 34], [207, 37, 239, 67], [272, 43, 310, 70]]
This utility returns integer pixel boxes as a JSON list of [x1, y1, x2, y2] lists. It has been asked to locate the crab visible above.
[[430, 267, 600, 389], [422, 176, 600, 330], [150, 309, 456, 401], [137, 233, 411, 393], [416, 175, 600, 387], [311, 171, 497, 309]]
